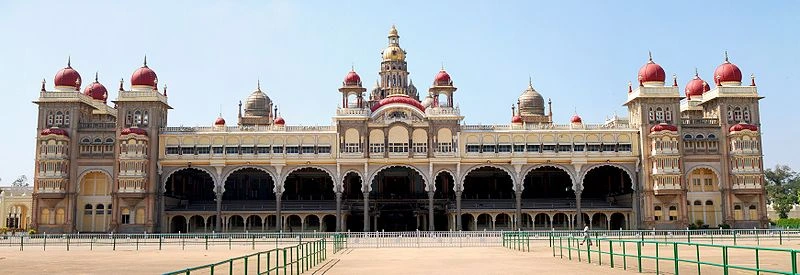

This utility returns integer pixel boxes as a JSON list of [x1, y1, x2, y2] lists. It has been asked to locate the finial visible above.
[[143, 55, 148, 67], [257, 79, 261, 91], [694, 67, 699, 77], [41, 78, 46, 92], [528, 75, 533, 88], [648, 51, 653, 62], [163, 84, 168, 96], [351, 63, 355, 72], [628, 81, 633, 93], [119, 78, 124, 91], [672, 74, 678, 87], [67, 56, 72, 68], [95, 71, 99, 82], [750, 73, 756, 86], [724, 51, 729, 62], [441, 62, 445, 71]]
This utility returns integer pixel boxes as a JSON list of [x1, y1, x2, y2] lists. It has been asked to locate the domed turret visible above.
[[381, 25, 406, 62], [714, 52, 743, 86], [518, 78, 545, 116], [434, 69, 452, 86], [214, 116, 226, 126], [274, 116, 285, 125], [54, 57, 81, 90], [511, 115, 523, 124], [344, 69, 361, 86], [83, 72, 108, 103], [570, 114, 582, 124], [243, 81, 272, 117], [685, 69, 710, 99], [131, 56, 158, 88], [638, 53, 666, 86]]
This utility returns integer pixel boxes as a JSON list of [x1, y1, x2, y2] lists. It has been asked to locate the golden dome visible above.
[[518, 82, 545, 116], [388, 25, 398, 37], [382, 45, 406, 61]]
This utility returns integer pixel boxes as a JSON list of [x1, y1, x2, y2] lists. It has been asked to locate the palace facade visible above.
[[32, 26, 767, 233]]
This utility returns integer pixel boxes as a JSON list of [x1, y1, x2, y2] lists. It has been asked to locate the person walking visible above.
[[579, 225, 591, 246]]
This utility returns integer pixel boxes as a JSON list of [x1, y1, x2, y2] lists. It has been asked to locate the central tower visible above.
[[376, 25, 417, 100]]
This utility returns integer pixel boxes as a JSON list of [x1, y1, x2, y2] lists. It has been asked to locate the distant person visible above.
[[579, 225, 591, 246]]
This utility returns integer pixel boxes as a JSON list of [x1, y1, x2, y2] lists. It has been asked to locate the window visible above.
[[105, 138, 114, 144], [142, 111, 149, 126], [212, 146, 224, 154], [107, 204, 112, 215], [743, 108, 751, 122], [241, 146, 255, 154], [482, 144, 496, 153], [618, 144, 632, 152], [654, 206, 662, 221], [573, 144, 585, 152], [707, 134, 716, 139], [181, 147, 195, 155], [587, 144, 601, 152], [64, 111, 71, 126], [665, 108, 672, 122], [126, 111, 133, 126], [705, 200, 713, 206], [388, 143, 408, 153], [55, 111, 64, 126], [655, 107, 664, 122], [684, 134, 693, 139], [557, 144, 572, 152], [84, 204, 93, 215], [498, 144, 512, 153], [733, 107, 742, 122], [734, 205, 743, 220], [317, 146, 331, 154], [166, 147, 180, 155], [542, 144, 556, 152], [272, 146, 284, 154], [648, 107, 655, 122], [466, 144, 480, 153], [301, 146, 315, 154], [526, 144, 541, 153], [369, 143, 384, 153], [196, 146, 210, 154], [121, 208, 131, 224], [47, 112, 54, 126], [256, 146, 270, 154], [693, 201, 702, 206], [225, 146, 239, 154], [668, 206, 678, 221], [513, 144, 525, 152], [601, 144, 616, 152], [95, 204, 105, 215], [134, 110, 142, 125], [748, 205, 757, 220]]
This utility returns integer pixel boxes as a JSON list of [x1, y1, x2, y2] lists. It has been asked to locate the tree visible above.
[[11, 175, 28, 187], [765, 165, 800, 219]]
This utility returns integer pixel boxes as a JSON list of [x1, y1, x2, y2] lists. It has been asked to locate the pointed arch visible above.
[[459, 164, 516, 188], [161, 166, 217, 193], [685, 165, 723, 189], [367, 165, 428, 192], [77, 169, 113, 194], [221, 165, 277, 190], [521, 164, 575, 191]]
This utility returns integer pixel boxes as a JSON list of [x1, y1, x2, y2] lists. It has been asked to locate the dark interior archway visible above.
[[582, 166, 633, 207], [434, 171, 455, 200], [522, 167, 573, 199], [343, 172, 363, 200], [462, 167, 514, 200], [164, 168, 215, 210], [223, 168, 276, 201], [372, 166, 425, 231], [283, 167, 335, 200]]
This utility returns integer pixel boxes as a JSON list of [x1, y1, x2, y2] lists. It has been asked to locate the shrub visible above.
[[0, 227, 8, 234], [718, 223, 732, 229], [27, 229, 36, 235], [775, 218, 800, 228]]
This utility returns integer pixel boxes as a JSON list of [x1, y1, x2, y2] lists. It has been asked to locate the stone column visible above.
[[515, 191, 522, 230], [215, 191, 223, 232], [455, 191, 462, 231], [276, 192, 283, 231], [575, 189, 584, 229], [363, 192, 370, 232], [428, 191, 435, 231], [335, 192, 343, 232]]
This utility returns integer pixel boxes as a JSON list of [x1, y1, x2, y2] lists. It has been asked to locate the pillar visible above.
[[575, 189, 584, 229], [276, 192, 283, 231], [215, 189, 223, 232], [515, 191, 522, 230], [363, 191, 370, 232], [335, 192, 343, 232], [455, 191, 462, 230], [428, 191, 435, 231]]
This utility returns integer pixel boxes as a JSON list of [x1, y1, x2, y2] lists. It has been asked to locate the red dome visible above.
[[714, 58, 742, 85], [214, 117, 226, 126], [131, 58, 158, 87], [54, 65, 82, 89], [650, 123, 678, 132], [730, 123, 758, 132], [120, 127, 148, 136], [344, 70, 361, 86], [638, 57, 666, 84], [511, 115, 522, 123], [370, 96, 426, 112], [434, 70, 452, 86], [570, 114, 582, 123], [40, 128, 69, 137], [274, 117, 285, 125], [83, 77, 108, 103], [684, 74, 710, 99]]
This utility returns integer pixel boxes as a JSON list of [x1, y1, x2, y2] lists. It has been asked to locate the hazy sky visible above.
[[1, 1, 798, 185]]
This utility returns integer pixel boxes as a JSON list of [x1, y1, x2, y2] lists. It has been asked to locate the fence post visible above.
[[20, 235, 24, 251], [159, 236, 163, 250], [113, 236, 117, 251], [637, 241, 642, 273], [205, 235, 209, 250], [733, 230, 737, 246], [779, 230, 783, 245], [673, 243, 679, 275], [43, 233, 47, 251], [791, 250, 797, 275], [722, 246, 729, 275], [609, 240, 615, 268]]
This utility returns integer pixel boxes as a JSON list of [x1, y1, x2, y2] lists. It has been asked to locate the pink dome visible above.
[[83, 75, 108, 103], [214, 117, 226, 126], [131, 58, 158, 87], [685, 74, 710, 99], [570, 114, 582, 123], [344, 70, 361, 86], [714, 56, 742, 85], [638, 56, 666, 84], [274, 117, 285, 125], [650, 123, 678, 132], [120, 127, 148, 136], [40, 128, 69, 137], [54, 63, 82, 89], [434, 70, 452, 86], [730, 123, 758, 132], [511, 115, 522, 123], [370, 96, 425, 112]]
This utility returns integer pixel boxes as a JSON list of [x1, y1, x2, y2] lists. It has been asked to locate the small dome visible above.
[[120, 127, 148, 136], [511, 115, 523, 124], [214, 117, 226, 126], [274, 117, 285, 125], [714, 54, 742, 85], [570, 114, 582, 123], [382, 45, 406, 61], [370, 95, 425, 112], [518, 81, 545, 116], [650, 123, 678, 132], [730, 123, 758, 132], [131, 58, 158, 87], [685, 73, 711, 99], [54, 60, 82, 89], [344, 70, 361, 86], [40, 128, 69, 137], [638, 55, 666, 85], [83, 73, 108, 103], [244, 85, 272, 117], [433, 70, 452, 86]]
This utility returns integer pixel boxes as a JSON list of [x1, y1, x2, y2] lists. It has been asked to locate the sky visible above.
[[0, 0, 798, 185]]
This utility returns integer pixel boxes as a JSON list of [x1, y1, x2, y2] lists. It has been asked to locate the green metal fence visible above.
[[332, 233, 347, 253], [162, 238, 327, 275], [502, 232, 531, 252], [551, 236, 800, 275]]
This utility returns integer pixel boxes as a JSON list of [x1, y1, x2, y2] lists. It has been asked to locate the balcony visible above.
[[36, 179, 66, 197], [336, 108, 369, 116], [680, 118, 720, 127], [653, 183, 682, 195], [732, 182, 762, 191], [425, 107, 461, 116], [78, 122, 117, 130]]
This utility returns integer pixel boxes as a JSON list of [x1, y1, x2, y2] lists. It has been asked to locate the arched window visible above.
[[705, 200, 713, 205], [654, 206, 662, 221], [121, 208, 131, 224], [655, 107, 665, 121], [64, 111, 70, 126], [708, 134, 716, 139], [743, 107, 751, 122], [55, 111, 64, 126], [142, 111, 149, 126], [733, 107, 743, 122], [684, 134, 693, 139], [84, 204, 93, 215], [134, 110, 142, 125], [693, 201, 702, 206], [93, 138, 102, 144], [734, 205, 743, 220], [648, 107, 655, 122], [748, 205, 757, 220], [668, 206, 678, 221], [105, 138, 114, 144], [47, 112, 54, 127], [95, 204, 105, 215], [695, 134, 705, 139], [665, 107, 672, 121], [126, 111, 132, 126], [81, 138, 91, 144]]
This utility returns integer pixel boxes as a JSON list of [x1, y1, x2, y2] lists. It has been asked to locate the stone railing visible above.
[[425, 107, 461, 116], [36, 179, 65, 193], [118, 90, 168, 103], [162, 125, 336, 134], [680, 118, 719, 127], [78, 122, 117, 130], [732, 182, 762, 190], [336, 108, 369, 116], [461, 123, 633, 131]]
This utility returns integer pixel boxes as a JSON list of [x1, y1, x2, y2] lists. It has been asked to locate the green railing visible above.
[[552, 236, 800, 275], [162, 238, 327, 275], [332, 233, 347, 253], [502, 232, 531, 252]]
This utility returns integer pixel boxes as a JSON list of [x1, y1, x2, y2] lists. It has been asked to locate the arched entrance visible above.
[[522, 167, 574, 212], [342, 171, 364, 232], [433, 171, 455, 231], [322, 215, 336, 232], [582, 165, 633, 206], [165, 168, 216, 210], [686, 167, 721, 227], [170, 215, 187, 233], [462, 166, 514, 200], [371, 166, 425, 231], [78, 171, 113, 232], [610, 213, 626, 230]]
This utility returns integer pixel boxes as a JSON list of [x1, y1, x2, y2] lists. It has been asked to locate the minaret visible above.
[[379, 25, 410, 98]]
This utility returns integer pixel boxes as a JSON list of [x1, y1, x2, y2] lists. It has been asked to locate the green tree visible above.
[[765, 165, 799, 219]]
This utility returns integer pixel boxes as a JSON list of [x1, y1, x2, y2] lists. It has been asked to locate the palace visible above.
[[31, 26, 767, 233]]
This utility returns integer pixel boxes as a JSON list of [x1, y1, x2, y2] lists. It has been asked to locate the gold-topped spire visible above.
[[389, 24, 398, 37]]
